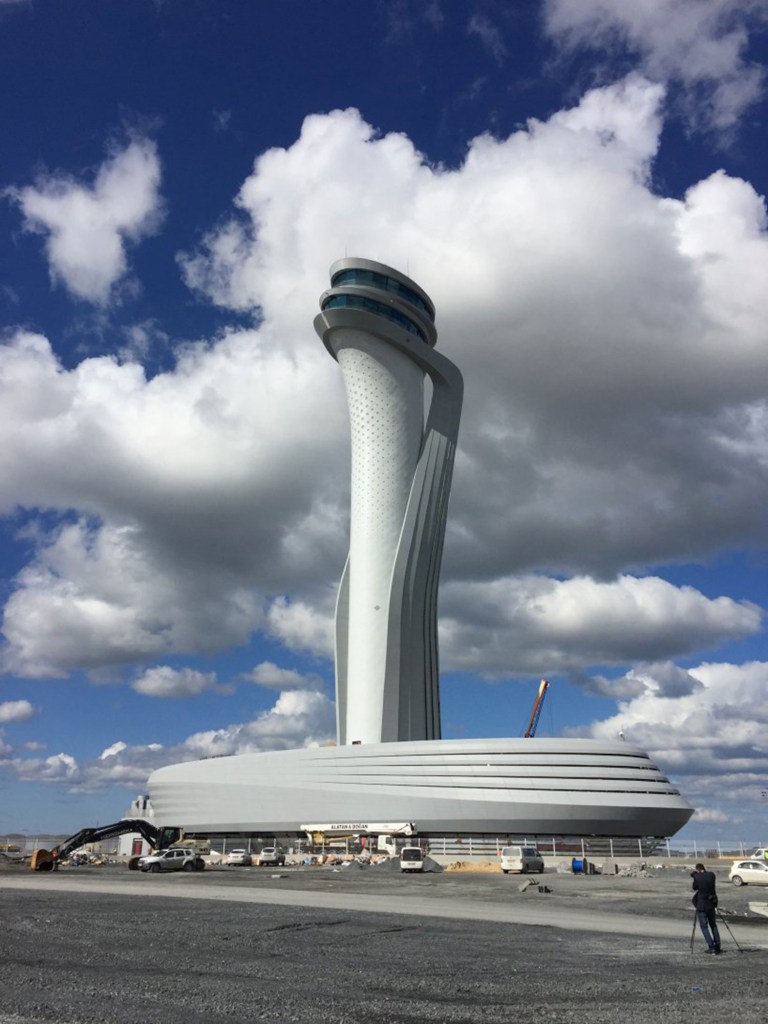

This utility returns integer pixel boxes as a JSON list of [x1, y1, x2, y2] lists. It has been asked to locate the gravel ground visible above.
[[1, 863, 767, 1024]]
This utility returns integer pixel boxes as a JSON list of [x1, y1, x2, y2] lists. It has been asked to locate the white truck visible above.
[[301, 822, 415, 856]]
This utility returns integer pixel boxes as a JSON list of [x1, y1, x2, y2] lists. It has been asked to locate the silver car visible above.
[[140, 848, 204, 873]]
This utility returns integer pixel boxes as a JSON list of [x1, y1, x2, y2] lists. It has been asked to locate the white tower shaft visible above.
[[315, 258, 463, 746], [333, 334, 424, 743]]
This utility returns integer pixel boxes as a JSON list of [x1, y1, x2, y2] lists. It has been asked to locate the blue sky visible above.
[[1, 0, 767, 839]]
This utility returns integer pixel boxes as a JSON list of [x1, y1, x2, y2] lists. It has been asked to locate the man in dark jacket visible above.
[[692, 862, 721, 954]]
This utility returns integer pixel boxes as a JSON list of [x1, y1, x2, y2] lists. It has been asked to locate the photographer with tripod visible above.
[[691, 862, 722, 954]]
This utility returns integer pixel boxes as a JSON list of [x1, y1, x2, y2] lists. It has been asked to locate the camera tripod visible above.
[[690, 908, 745, 954]]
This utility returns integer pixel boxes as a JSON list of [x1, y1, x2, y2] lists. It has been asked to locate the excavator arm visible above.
[[32, 819, 181, 871]]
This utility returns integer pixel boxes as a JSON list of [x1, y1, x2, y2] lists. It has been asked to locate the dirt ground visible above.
[[1, 861, 766, 1024]]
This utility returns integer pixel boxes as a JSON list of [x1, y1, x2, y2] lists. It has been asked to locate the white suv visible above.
[[140, 848, 205, 873]]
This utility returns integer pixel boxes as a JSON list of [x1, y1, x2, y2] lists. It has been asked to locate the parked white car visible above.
[[500, 845, 545, 874], [255, 846, 286, 867], [224, 849, 252, 866], [140, 848, 205, 873], [729, 860, 768, 886]]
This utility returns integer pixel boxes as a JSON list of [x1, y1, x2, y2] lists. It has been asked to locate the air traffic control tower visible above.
[[147, 261, 693, 840], [314, 258, 463, 747]]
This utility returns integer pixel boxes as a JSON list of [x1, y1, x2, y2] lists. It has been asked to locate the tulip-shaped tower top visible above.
[[319, 257, 437, 348]]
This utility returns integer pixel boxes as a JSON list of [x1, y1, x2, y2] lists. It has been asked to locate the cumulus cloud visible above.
[[6, 137, 163, 304], [6, 751, 80, 784], [0, 689, 335, 792], [131, 666, 227, 698], [580, 662, 703, 699], [245, 660, 324, 691], [178, 80, 768, 582], [693, 808, 730, 824], [118, 319, 170, 364], [1, 517, 264, 677], [440, 577, 760, 676], [182, 689, 334, 756], [100, 740, 128, 759], [577, 660, 768, 821], [0, 699, 37, 723], [2, 75, 767, 693], [0, 327, 346, 677], [266, 596, 335, 658], [544, 0, 768, 130]]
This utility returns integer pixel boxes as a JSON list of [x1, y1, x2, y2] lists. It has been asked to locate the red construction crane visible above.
[[524, 679, 550, 738]]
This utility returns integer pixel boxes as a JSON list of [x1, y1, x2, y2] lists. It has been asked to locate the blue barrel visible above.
[[571, 857, 585, 873]]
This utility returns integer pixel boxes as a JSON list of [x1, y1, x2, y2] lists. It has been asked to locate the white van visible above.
[[500, 845, 544, 874], [400, 846, 425, 872]]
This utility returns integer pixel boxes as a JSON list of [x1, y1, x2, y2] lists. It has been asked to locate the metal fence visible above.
[[200, 834, 768, 860], [3, 834, 765, 861]]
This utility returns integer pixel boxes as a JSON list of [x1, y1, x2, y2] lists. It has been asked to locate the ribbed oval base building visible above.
[[149, 737, 693, 837]]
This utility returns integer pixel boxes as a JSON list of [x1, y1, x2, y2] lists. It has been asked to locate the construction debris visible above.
[[444, 860, 499, 873], [518, 878, 551, 893]]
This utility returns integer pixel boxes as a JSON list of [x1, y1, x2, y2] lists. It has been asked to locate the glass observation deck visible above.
[[330, 268, 435, 322], [321, 293, 427, 341]]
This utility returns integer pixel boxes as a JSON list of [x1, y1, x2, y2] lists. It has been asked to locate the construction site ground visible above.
[[2, 859, 767, 1024]]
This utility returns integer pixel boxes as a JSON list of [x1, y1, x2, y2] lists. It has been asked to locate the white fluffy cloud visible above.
[[266, 596, 336, 658], [0, 699, 36, 723], [2, 75, 767, 696], [577, 660, 768, 824], [245, 660, 324, 691], [544, 0, 768, 129], [0, 689, 335, 791], [581, 662, 704, 699], [440, 575, 760, 676], [6, 751, 80, 784], [131, 666, 225, 698], [0, 327, 346, 677], [6, 137, 163, 303]]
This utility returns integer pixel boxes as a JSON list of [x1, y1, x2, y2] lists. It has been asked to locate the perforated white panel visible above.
[[332, 328, 424, 743]]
